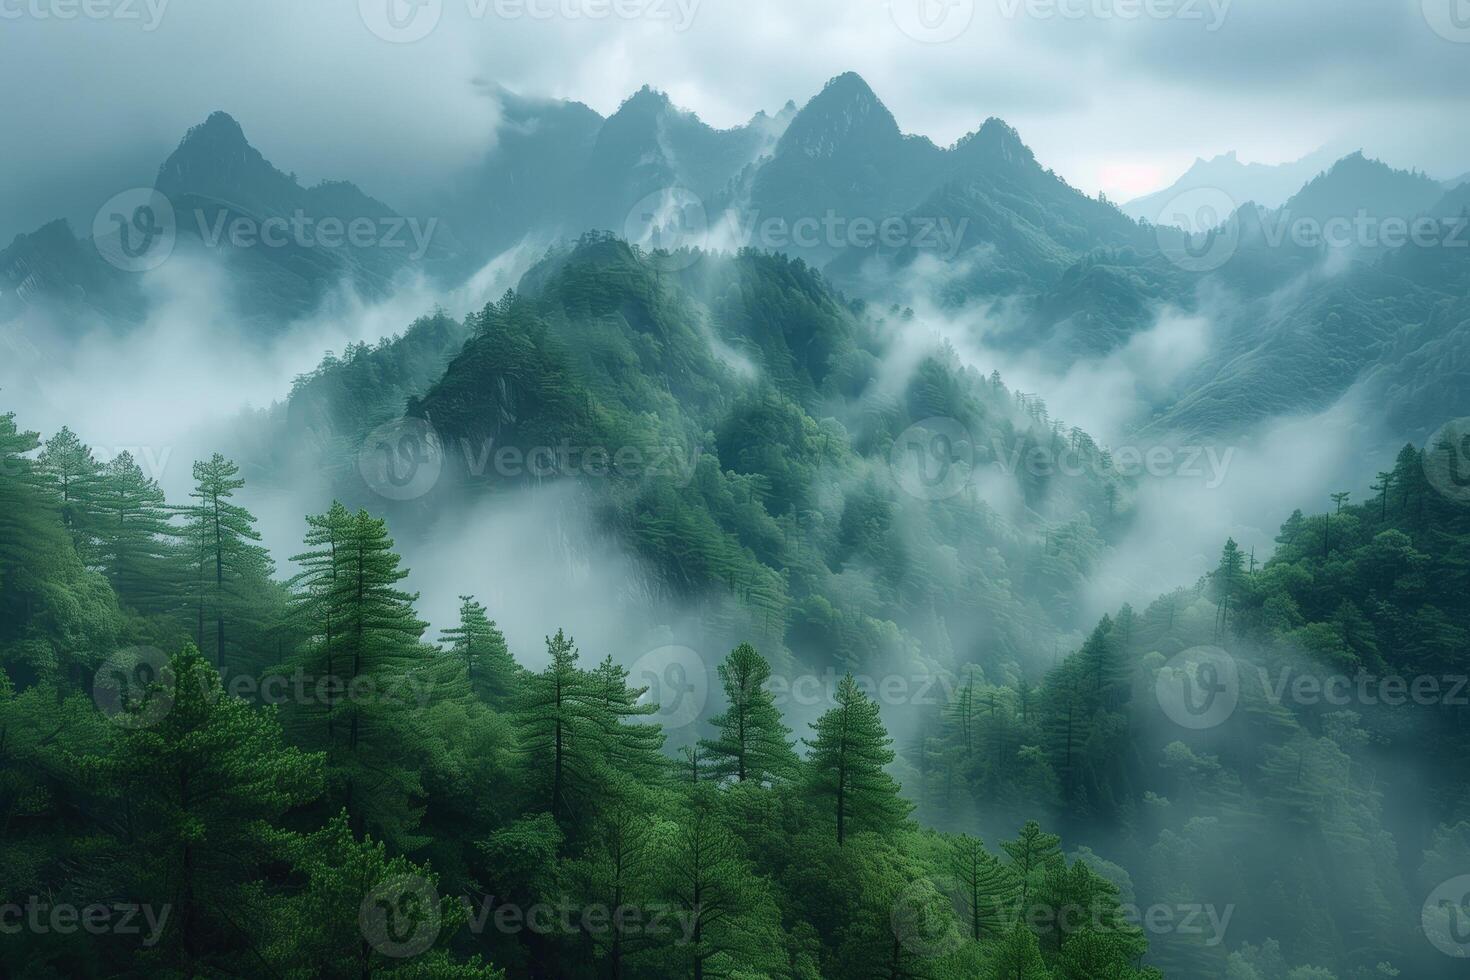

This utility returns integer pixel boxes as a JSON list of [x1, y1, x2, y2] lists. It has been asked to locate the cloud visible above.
[[4, 0, 1468, 244]]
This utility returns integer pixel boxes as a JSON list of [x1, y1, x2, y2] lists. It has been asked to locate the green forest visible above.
[[4, 238, 1469, 979], [4, 29, 1470, 977]]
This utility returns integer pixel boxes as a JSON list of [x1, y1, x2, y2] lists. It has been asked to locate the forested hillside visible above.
[[6, 225, 1469, 976], [0, 403, 1163, 979], [912, 442, 1470, 978]]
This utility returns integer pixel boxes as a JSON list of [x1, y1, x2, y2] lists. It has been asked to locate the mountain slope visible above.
[[1122, 145, 1344, 221]]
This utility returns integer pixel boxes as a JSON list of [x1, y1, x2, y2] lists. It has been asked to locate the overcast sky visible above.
[[3, 0, 1468, 243]]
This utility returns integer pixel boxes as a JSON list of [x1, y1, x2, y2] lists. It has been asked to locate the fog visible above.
[[876, 251, 1406, 628], [7, 0, 1470, 245]]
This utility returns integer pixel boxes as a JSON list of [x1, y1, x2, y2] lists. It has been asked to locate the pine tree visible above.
[[697, 642, 797, 785], [562, 801, 659, 979], [180, 453, 273, 669], [1275, 509, 1306, 548], [90, 451, 178, 612], [1210, 538, 1246, 635], [95, 645, 323, 972], [589, 654, 669, 791], [804, 673, 911, 845], [264, 811, 501, 978], [439, 594, 519, 708], [0, 414, 61, 606], [951, 834, 1019, 941], [513, 629, 604, 826], [291, 506, 435, 847], [986, 922, 1049, 979], [37, 426, 100, 550], [660, 786, 784, 979], [1371, 471, 1394, 519], [287, 501, 353, 744], [1002, 821, 1063, 912]]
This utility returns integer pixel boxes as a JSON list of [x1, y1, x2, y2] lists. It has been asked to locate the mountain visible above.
[[435, 85, 793, 265], [0, 111, 464, 337], [9, 74, 1470, 457], [0, 218, 142, 334], [741, 72, 945, 251], [578, 86, 787, 231], [155, 111, 461, 321], [826, 116, 1151, 302], [1276, 150, 1446, 228], [1122, 145, 1345, 222]]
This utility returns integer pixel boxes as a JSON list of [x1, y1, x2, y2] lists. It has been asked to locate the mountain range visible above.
[[4, 71, 1468, 453]]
